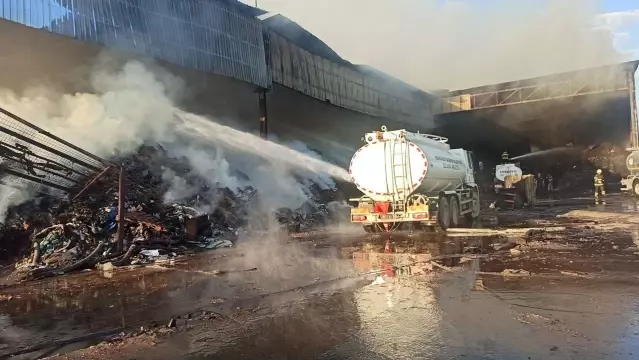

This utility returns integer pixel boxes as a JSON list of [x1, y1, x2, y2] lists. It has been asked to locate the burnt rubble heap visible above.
[[0, 145, 347, 281]]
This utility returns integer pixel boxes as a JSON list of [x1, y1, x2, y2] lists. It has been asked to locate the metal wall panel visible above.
[[267, 31, 430, 123], [0, 0, 270, 87]]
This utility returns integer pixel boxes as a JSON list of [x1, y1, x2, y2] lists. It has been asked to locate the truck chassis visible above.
[[350, 186, 480, 231]]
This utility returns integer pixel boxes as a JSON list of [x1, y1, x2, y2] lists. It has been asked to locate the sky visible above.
[[596, 0, 639, 58], [247, 0, 639, 59], [5, 0, 639, 89], [244, 0, 639, 89]]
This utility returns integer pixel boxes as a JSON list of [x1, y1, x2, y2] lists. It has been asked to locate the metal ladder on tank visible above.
[[390, 138, 411, 213]]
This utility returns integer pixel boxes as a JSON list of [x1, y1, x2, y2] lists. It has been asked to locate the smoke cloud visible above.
[[248, 0, 622, 90], [0, 56, 347, 221], [0, 59, 182, 158]]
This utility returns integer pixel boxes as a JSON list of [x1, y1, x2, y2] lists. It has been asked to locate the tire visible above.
[[514, 192, 525, 208], [465, 189, 481, 220], [449, 196, 460, 228], [633, 180, 639, 197], [420, 225, 436, 233], [364, 225, 381, 233], [438, 196, 451, 230]]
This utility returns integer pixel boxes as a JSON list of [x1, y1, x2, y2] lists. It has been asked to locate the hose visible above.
[[28, 241, 106, 280], [111, 244, 138, 266]]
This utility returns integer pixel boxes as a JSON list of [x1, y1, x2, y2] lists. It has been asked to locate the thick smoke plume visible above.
[[0, 60, 181, 158], [249, 0, 622, 89], [0, 57, 347, 221]]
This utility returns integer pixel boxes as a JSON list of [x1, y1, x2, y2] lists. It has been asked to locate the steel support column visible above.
[[628, 69, 639, 149], [116, 167, 125, 252], [258, 88, 268, 139]]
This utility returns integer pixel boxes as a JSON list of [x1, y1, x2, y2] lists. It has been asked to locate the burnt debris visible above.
[[0, 145, 346, 282]]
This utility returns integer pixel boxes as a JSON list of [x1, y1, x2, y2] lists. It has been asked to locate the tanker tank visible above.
[[348, 128, 469, 203]]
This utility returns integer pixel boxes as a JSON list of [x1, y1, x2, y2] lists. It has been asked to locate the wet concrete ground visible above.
[[4, 194, 639, 359]]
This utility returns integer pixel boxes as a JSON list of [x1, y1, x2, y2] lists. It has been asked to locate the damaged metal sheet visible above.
[[0, 106, 109, 196]]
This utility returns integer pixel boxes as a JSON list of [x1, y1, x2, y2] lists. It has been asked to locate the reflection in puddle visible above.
[[352, 233, 499, 274], [350, 235, 451, 359]]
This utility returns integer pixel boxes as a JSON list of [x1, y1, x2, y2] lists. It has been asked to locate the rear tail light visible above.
[[412, 213, 429, 220], [352, 215, 367, 222]]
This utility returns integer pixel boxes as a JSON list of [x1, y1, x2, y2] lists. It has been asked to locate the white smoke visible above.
[[0, 185, 32, 223], [0, 58, 347, 221], [0, 60, 181, 158], [248, 0, 622, 90]]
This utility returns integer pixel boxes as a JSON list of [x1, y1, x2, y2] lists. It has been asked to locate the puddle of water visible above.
[[0, 242, 359, 355], [351, 234, 500, 273], [0, 266, 216, 352], [6, 217, 639, 359]]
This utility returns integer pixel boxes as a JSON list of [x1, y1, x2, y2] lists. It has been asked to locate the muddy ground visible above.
[[3, 194, 639, 359]]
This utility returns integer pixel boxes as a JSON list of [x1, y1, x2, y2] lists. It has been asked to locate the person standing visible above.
[[594, 169, 605, 203]]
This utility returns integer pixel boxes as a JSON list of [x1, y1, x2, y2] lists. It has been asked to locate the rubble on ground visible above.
[[0, 145, 345, 282]]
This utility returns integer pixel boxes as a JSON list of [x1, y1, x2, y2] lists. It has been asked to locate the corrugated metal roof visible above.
[[260, 14, 347, 65], [444, 60, 639, 97], [0, 0, 271, 88]]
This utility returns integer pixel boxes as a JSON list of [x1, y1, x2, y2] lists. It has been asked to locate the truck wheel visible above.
[[633, 180, 639, 197], [438, 196, 451, 230], [363, 225, 379, 233], [466, 189, 481, 220], [449, 196, 460, 228], [514, 192, 525, 209]]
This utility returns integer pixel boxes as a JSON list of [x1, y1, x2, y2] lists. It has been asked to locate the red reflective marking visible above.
[[409, 143, 415, 147], [374, 203, 390, 214], [421, 153, 426, 158]]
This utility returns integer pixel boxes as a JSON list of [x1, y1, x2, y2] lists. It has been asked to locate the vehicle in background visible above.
[[621, 149, 639, 196]]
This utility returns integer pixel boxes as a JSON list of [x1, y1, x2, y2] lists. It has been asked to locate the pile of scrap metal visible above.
[[2, 146, 344, 282]]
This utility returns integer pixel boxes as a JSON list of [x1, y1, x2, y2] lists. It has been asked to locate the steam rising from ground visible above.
[[250, 0, 621, 89], [0, 59, 349, 220]]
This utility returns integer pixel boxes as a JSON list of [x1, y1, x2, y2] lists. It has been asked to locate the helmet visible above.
[[596, 169, 602, 174]]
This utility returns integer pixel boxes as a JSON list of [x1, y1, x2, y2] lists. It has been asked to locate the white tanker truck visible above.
[[349, 126, 480, 231], [621, 149, 639, 195]]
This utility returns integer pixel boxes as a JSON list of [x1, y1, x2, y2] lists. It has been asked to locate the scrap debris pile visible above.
[[550, 144, 625, 194], [0, 145, 346, 281]]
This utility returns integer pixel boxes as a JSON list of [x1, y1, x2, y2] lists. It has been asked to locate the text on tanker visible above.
[[498, 169, 520, 175], [435, 155, 462, 170]]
